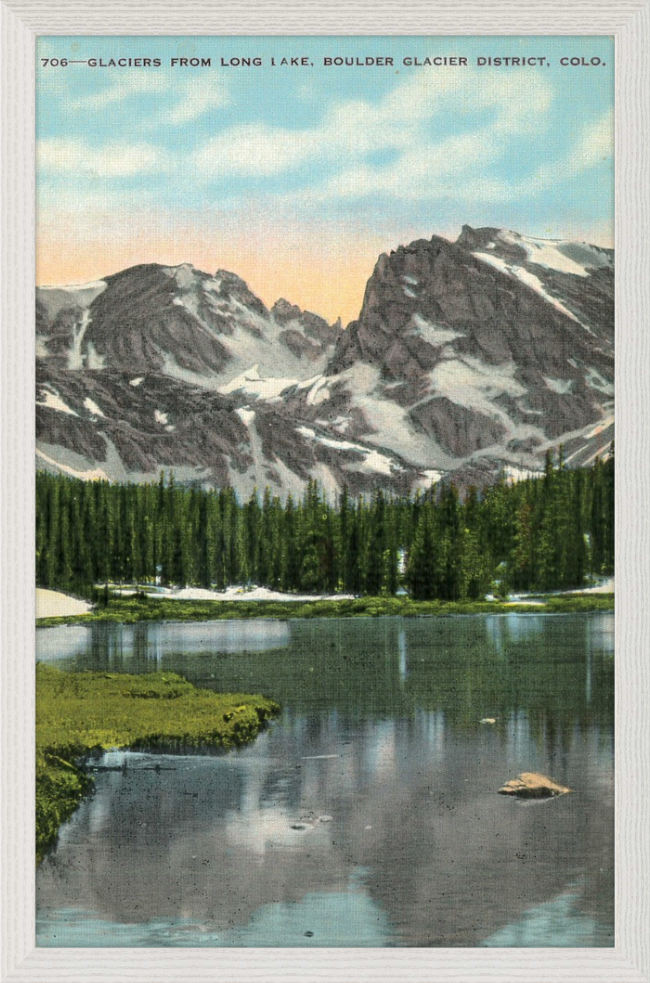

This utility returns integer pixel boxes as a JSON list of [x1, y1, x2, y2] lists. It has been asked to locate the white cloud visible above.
[[469, 72, 553, 134], [193, 122, 316, 176], [70, 74, 165, 111], [67, 72, 229, 126], [570, 109, 614, 172], [532, 109, 614, 189], [37, 138, 170, 178], [300, 164, 514, 207], [165, 77, 229, 125], [192, 67, 553, 203]]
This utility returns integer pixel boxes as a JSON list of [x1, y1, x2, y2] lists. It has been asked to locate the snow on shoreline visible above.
[[116, 585, 357, 603], [36, 577, 614, 620], [566, 577, 614, 595], [513, 577, 615, 599], [36, 589, 92, 619]]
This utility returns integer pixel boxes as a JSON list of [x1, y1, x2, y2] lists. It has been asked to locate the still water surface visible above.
[[36, 613, 614, 947]]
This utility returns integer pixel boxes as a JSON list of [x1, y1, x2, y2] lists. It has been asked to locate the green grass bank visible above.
[[36, 593, 614, 627], [36, 664, 280, 864]]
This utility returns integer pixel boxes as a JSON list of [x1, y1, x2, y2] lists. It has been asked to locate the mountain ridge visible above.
[[36, 226, 614, 498]]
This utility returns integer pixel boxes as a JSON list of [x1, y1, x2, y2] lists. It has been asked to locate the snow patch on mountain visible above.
[[310, 461, 340, 499], [161, 354, 222, 391], [39, 280, 107, 292], [235, 407, 256, 427], [334, 364, 448, 468], [472, 251, 588, 328], [418, 469, 444, 487], [68, 310, 93, 371], [195, 297, 327, 385], [496, 230, 612, 277], [430, 356, 525, 419], [85, 342, 106, 370], [544, 377, 573, 395], [307, 433, 356, 452], [297, 426, 401, 478], [585, 367, 614, 395], [328, 416, 351, 434], [503, 465, 538, 483], [410, 314, 462, 347], [37, 280, 107, 320], [306, 376, 331, 406], [162, 263, 197, 290], [295, 374, 325, 392], [584, 415, 615, 441], [361, 449, 395, 477], [579, 444, 613, 467], [83, 397, 105, 417], [204, 278, 223, 294], [221, 364, 299, 400], [37, 389, 78, 416], [36, 446, 107, 481]]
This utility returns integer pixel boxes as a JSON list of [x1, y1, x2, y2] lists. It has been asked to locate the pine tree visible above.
[[405, 505, 436, 600], [35, 456, 614, 600], [280, 494, 299, 591], [364, 489, 386, 595]]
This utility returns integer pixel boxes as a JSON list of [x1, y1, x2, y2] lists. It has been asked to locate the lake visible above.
[[36, 612, 614, 947]]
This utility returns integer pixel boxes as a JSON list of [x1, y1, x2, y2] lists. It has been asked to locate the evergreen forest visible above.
[[36, 447, 614, 602]]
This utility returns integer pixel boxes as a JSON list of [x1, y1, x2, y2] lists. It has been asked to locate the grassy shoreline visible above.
[[36, 593, 614, 627], [36, 664, 279, 864]]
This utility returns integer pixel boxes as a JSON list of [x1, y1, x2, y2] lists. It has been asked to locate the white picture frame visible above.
[[1, 1, 648, 980]]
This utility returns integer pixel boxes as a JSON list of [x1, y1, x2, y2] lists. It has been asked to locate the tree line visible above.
[[36, 447, 614, 601]]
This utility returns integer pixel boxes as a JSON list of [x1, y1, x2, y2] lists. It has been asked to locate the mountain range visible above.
[[36, 226, 614, 498]]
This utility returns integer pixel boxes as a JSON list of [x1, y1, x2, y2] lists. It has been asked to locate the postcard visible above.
[[34, 34, 614, 949]]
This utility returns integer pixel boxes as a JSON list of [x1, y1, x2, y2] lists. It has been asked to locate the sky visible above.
[[36, 36, 614, 323]]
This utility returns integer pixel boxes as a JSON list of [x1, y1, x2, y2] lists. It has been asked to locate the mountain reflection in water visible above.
[[36, 613, 614, 947]]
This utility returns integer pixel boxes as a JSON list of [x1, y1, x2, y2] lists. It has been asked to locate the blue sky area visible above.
[[36, 36, 614, 320]]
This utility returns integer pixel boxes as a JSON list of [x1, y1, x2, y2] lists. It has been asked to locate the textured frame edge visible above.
[[1, 0, 650, 34], [1, 0, 36, 980], [1, 2, 649, 981], [615, 1, 650, 980]]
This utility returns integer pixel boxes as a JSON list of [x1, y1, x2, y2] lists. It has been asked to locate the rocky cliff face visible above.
[[319, 228, 613, 463], [36, 263, 340, 384], [36, 227, 614, 497]]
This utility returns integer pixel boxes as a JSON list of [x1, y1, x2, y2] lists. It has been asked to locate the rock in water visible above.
[[498, 772, 571, 798]]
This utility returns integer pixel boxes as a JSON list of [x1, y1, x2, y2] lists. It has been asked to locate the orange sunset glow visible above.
[[36, 209, 460, 325], [37, 217, 613, 328]]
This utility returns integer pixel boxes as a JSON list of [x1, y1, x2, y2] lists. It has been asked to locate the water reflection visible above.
[[37, 877, 393, 948], [481, 885, 611, 947], [38, 619, 291, 665], [38, 614, 615, 733], [485, 613, 548, 655], [36, 613, 614, 948]]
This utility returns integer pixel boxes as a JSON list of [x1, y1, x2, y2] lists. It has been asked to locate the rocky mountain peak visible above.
[[271, 297, 342, 350], [271, 298, 303, 323], [456, 225, 614, 276], [36, 225, 615, 500], [457, 224, 496, 244], [213, 269, 268, 316], [457, 224, 511, 252]]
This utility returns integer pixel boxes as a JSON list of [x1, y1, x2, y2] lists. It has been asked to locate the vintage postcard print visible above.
[[34, 36, 614, 948]]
